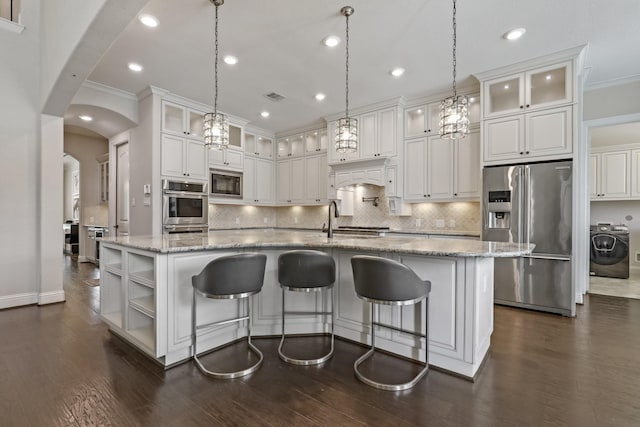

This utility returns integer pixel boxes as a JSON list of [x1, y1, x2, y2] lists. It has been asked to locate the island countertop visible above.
[[101, 229, 533, 257]]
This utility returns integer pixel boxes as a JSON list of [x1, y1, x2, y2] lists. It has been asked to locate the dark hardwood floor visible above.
[[1, 256, 640, 426]]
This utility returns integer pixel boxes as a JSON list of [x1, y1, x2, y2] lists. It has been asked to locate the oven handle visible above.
[[163, 190, 208, 197]]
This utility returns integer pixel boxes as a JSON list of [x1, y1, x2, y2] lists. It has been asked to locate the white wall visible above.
[[0, 0, 42, 308], [584, 81, 640, 121]]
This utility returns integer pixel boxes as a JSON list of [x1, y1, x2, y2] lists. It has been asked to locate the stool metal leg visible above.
[[192, 290, 263, 379], [354, 299, 429, 391], [278, 287, 334, 365]]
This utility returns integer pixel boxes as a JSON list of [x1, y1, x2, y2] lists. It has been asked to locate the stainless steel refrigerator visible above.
[[482, 161, 573, 316]]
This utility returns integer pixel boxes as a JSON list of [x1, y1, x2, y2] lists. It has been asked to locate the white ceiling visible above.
[[77, 0, 640, 136]]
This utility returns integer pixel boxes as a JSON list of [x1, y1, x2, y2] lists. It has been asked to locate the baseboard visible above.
[[78, 256, 89, 263], [0, 292, 38, 310], [38, 290, 66, 305]]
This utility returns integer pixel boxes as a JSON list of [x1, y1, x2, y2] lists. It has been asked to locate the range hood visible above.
[[331, 158, 388, 188]]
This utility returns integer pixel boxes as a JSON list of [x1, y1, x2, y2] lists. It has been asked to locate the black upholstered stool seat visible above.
[[351, 255, 431, 391], [278, 250, 336, 365], [191, 253, 267, 379]]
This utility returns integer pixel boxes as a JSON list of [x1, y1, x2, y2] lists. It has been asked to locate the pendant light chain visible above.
[[452, 0, 457, 97], [214, 3, 219, 114], [345, 11, 350, 119]]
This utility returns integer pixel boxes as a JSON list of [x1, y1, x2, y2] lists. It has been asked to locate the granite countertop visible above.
[[101, 229, 533, 258], [209, 227, 481, 238]]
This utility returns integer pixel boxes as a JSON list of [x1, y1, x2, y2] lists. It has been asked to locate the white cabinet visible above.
[[277, 158, 305, 204], [483, 61, 572, 119], [483, 105, 572, 164], [161, 135, 208, 180], [304, 129, 328, 154], [97, 154, 109, 202], [277, 134, 305, 158], [208, 147, 244, 172], [590, 151, 631, 200], [244, 132, 274, 158], [162, 101, 206, 141], [244, 156, 275, 204], [404, 131, 480, 202], [405, 96, 480, 139], [305, 155, 328, 204]]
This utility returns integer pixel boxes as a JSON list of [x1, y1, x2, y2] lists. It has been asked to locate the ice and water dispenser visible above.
[[487, 190, 511, 229]]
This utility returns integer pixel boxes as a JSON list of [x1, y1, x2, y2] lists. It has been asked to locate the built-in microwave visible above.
[[162, 179, 209, 227], [210, 169, 242, 198]]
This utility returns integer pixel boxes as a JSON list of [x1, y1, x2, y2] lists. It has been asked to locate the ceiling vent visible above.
[[264, 92, 285, 102]]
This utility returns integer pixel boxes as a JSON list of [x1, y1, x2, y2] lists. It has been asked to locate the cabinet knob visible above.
[[454, 193, 458, 196], [424, 194, 427, 198], [520, 152, 524, 155], [519, 105, 524, 109], [526, 104, 530, 108], [525, 151, 530, 154], [388, 180, 392, 183], [426, 129, 430, 133], [427, 194, 431, 197]]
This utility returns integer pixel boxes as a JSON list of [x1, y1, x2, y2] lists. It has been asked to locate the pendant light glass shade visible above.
[[203, 112, 229, 149], [335, 6, 357, 153], [335, 117, 358, 153], [439, 0, 469, 140], [439, 94, 469, 139], [204, 0, 229, 150]]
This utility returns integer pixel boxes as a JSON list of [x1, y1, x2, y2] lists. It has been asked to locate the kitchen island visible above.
[[99, 230, 533, 379]]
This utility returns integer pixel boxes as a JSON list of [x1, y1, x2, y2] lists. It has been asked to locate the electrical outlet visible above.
[[436, 219, 445, 228], [415, 218, 422, 227], [449, 219, 456, 228], [235, 217, 240, 225]]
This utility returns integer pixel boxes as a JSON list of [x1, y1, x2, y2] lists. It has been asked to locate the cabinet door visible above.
[[244, 133, 256, 155], [633, 150, 640, 199], [162, 102, 186, 136], [404, 138, 427, 201], [276, 161, 291, 203], [378, 107, 397, 157], [161, 135, 186, 178], [305, 156, 320, 202], [525, 106, 572, 159], [257, 136, 273, 158], [225, 149, 244, 171], [359, 112, 377, 159], [243, 156, 256, 202], [317, 155, 328, 202], [483, 115, 524, 163], [385, 165, 398, 197], [525, 62, 572, 111], [255, 158, 275, 203], [589, 154, 600, 199], [290, 158, 306, 203], [483, 74, 525, 118], [208, 148, 225, 169], [427, 136, 453, 200], [405, 106, 427, 138], [187, 109, 205, 140], [228, 123, 243, 150], [601, 151, 630, 199], [184, 140, 207, 180], [290, 134, 305, 157], [454, 131, 480, 199]]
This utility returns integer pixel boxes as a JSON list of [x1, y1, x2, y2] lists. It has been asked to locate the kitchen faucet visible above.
[[327, 200, 340, 238]]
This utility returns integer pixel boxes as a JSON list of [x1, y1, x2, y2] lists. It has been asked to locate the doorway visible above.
[[587, 116, 640, 300]]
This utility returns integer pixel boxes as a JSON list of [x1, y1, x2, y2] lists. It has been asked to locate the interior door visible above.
[[116, 142, 130, 236]]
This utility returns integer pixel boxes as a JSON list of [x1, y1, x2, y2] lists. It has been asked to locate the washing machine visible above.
[[590, 224, 630, 279]]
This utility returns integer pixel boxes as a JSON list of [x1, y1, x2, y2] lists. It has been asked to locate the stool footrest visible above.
[[354, 348, 429, 391], [283, 310, 332, 316], [372, 321, 427, 340], [196, 315, 249, 330]]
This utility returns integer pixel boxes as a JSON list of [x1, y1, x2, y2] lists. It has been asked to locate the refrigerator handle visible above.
[[525, 166, 531, 246]]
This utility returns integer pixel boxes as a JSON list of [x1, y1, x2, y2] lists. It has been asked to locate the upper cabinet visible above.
[[482, 62, 572, 119], [305, 129, 328, 154], [405, 96, 480, 139], [161, 135, 208, 180], [277, 134, 305, 158], [162, 101, 206, 141], [245, 132, 274, 158]]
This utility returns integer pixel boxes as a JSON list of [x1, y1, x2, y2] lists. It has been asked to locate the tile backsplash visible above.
[[210, 185, 480, 233]]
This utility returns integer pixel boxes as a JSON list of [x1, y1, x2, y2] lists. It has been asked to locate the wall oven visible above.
[[162, 180, 209, 233], [210, 170, 242, 198]]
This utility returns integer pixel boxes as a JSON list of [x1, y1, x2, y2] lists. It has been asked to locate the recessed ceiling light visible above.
[[138, 14, 159, 28], [315, 93, 326, 101], [504, 84, 510, 89], [78, 115, 93, 122], [261, 111, 270, 118], [323, 35, 341, 47], [390, 68, 405, 77], [224, 55, 238, 65], [128, 62, 143, 72], [503, 28, 526, 41]]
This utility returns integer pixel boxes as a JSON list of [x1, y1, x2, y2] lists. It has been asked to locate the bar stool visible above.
[[351, 255, 431, 391], [191, 253, 267, 379], [278, 250, 336, 365]]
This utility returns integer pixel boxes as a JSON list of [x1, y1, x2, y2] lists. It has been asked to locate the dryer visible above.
[[590, 224, 629, 279]]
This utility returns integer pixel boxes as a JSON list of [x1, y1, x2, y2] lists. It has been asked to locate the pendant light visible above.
[[335, 6, 357, 153], [203, 0, 229, 150], [439, 0, 469, 140]]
